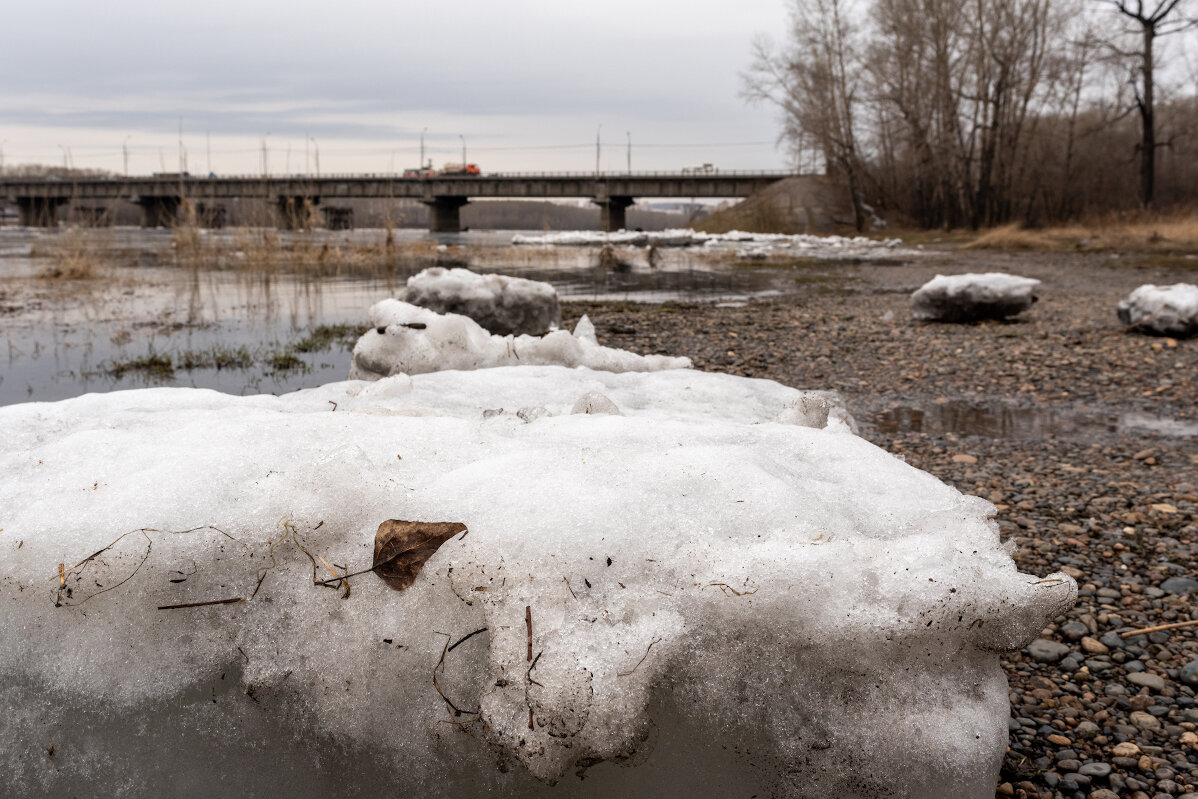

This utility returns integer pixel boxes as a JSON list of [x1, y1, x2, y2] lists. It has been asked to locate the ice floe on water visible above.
[[512, 228, 903, 256], [1117, 283, 1198, 337], [0, 363, 1074, 798], [399, 266, 561, 336], [349, 301, 690, 380], [911, 272, 1041, 322]]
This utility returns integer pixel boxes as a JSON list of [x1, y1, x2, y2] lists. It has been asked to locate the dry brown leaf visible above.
[[373, 520, 467, 591]]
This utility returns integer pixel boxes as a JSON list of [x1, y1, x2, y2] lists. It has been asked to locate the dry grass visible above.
[[28, 224, 469, 279], [962, 210, 1198, 254], [170, 225, 452, 277], [32, 228, 115, 280]]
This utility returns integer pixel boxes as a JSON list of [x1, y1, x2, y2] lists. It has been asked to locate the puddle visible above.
[[869, 400, 1198, 441]]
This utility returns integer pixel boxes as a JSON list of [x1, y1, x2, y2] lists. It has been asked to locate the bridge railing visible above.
[[1, 170, 800, 184]]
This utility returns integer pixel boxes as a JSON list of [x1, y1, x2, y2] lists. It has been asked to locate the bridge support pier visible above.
[[595, 195, 634, 232], [423, 196, 469, 233], [16, 197, 67, 227], [322, 206, 354, 230], [137, 196, 181, 228], [278, 196, 320, 230]]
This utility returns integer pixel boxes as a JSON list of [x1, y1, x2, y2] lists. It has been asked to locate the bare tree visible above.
[[1105, 0, 1196, 206], [743, 0, 870, 230]]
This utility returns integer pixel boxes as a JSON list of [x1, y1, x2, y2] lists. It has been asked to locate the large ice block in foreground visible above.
[[0, 367, 1075, 799], [399, 266, 562, 336], [349, 300, 690, 379], [911, 272, 1041, 322], [1116, 283, 1198, 337]]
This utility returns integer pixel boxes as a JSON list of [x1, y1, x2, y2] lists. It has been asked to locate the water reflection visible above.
[[870, 400, 1198, 441]]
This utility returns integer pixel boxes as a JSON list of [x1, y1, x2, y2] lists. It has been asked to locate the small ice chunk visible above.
[[516, 406, 548, 423], [349, 301, 691, 380], [1116, 283, 1198, 337], [573, 314, 598, 345], [911, 273, 1041, 322], [571, 392, 622, 415], [774, 391, 858, 433], [399, 266, 561, 336]]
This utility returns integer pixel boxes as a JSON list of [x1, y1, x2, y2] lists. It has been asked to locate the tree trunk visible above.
[[1139, 26, 1156, 208]]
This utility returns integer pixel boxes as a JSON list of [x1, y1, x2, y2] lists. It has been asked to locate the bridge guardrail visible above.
[[0, 170, 799, 184]]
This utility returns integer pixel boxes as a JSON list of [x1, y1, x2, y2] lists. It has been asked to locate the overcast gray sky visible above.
[[0, 0, 791, 175]]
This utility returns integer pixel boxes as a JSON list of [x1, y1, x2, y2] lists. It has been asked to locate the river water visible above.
[[0, 227, 804, 405]]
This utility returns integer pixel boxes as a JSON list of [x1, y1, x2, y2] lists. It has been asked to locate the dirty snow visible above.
[[512, 228, 902, 255], [0, 366, 1073, 798], [1116, 283, 1198, 337], [399, 267, 561, 336], [349, 301, 690, 380], [911, 273, 1041, 322]]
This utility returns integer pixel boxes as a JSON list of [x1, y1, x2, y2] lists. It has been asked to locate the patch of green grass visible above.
[[105, 352, 175, 379], [177, 345, 254, 370], [266, 350, 309, 375], [292, 324, 367, 353]]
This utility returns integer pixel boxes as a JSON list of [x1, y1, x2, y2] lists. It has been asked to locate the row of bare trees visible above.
[[745, 0, 1196, 228]]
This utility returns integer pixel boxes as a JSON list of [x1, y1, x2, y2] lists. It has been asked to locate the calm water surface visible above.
[[0, 227, 796, 405]]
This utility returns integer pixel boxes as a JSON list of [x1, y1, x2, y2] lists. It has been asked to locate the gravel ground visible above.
[[566, 249, 1198, 799]]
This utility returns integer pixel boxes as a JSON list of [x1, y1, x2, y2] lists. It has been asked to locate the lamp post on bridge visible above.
[[310, 137, 320, 178], [421, 127, 427, 170], [0, 140, 6, 175], [123, 136, 131, 176], [595, 124, 602, 176], [626, 131, 631, 174]]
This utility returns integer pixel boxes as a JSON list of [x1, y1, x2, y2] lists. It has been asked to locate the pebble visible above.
[[1028, 638, 1072, 663], [1132, 710, 1163, 730], [1129, 672, 1168, 691], [1160, 577, 1198, 595], [1082, 636, 1110, 654], [1181, 660, 1198, 687]]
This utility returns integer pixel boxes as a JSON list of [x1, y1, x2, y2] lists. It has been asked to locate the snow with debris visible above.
[[512, 228, 902, 253], [911, 272, 1041, 322], [0, 367, 1073, 798], [349, 301, 690, 380], [399, 267, 561, 336], [1116, 283, 1198, 337]]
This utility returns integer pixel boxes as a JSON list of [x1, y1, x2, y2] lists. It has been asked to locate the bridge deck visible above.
[[0, 171, 798, 231]]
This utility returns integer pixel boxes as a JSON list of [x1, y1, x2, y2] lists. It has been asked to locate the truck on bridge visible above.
[[440, 162, 480, 176]]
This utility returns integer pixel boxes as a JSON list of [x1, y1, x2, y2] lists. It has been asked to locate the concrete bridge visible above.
[[0, 172, 792, 232]]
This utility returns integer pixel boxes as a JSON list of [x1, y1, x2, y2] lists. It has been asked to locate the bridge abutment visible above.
[[595, 195, 634, 232], [136, 196, 181, 228], [16, 197, 67, 227], [423, 196, 470, 233]]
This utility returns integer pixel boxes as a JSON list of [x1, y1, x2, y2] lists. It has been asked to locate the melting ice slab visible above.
[[399, 266, 561, 336], [0, 367, 1074, 798], [1116, 283, 1198, 337], [349, 300, 690, 379], [911, 272, 1041, 322]]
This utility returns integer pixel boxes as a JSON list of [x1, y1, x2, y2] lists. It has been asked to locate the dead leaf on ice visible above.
[[373, 520, 467, 591]]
